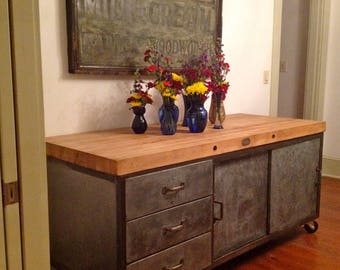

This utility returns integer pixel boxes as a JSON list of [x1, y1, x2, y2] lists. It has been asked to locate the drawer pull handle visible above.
[[163, 220, 185, 234], [162, 183, 185, 194], [163, 259, 184, 270]]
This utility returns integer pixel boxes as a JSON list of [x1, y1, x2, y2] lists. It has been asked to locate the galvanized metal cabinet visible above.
[[48, 159, 214, 270], [211, 135, 323, 265], [47, 132, 324, 270], [48, 158, 118, 270], [213, 153, 268, 259], [270, 138, 322, 233]]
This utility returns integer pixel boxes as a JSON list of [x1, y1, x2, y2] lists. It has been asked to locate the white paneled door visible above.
[[1, 0, 50, 269], [0, 0, 24, 268], [0, 170, 7, 270]]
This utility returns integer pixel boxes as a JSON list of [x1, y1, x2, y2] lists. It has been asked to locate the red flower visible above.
[[206, 81, 230, 101], [141, 44, 183, 101], [163, 81, 171, 87], [147, 82, 155, 89], [144, 65, 157, 72], [172, 80, 183, 90], [126, 96, 135, 103], [158, 66, 164, 73], [140, 91, 153, 104]]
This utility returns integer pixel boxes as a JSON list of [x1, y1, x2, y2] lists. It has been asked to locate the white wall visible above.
[[323, 0, 340, 160], [278, 0, 309, 118], [39, 0, 163, 137], [40, 0, 274, 136], [222, 0, 274, 116]]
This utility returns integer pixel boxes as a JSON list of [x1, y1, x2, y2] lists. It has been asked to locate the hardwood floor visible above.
[[214, 177, 340, 269]]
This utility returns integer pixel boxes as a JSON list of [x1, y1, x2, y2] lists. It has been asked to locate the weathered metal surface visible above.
[[125, 160, 213, 220], [213, 153, 268, 259], [66, 0, 222, 74], [270, 138, 321, 233], [126, 196, 212, 263], [47, 158, 117, 269], [47, 130, 324, 269], [127, 233, 211, 270]]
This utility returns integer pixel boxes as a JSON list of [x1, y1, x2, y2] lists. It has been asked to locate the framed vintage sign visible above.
[[66, 0, 223, 74]]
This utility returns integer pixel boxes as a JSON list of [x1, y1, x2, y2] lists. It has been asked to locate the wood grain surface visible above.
[[46, 114, 326, 175]]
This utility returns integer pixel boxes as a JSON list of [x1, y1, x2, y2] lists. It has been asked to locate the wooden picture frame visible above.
[[66, 0, 223, 75]]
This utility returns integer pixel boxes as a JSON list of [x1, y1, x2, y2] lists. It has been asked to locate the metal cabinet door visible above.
[[270, 138, 321, 233], [213, 152, 268, 259]]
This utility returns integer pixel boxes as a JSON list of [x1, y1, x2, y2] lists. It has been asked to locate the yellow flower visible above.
[[155, 81, 165, 92], [172, 73, 184, 82], [163, 89, 171, 97], [130, 101, 143, 107], [186, 81, 208, 95], [131, 93, 142, 99]]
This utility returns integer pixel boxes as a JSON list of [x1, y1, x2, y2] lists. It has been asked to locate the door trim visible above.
[[304, 0, 330, 120], [269, 0, 282, 117], [0, 168, 7, 270], [0, 0, 23, 268], [10, 0, 50, 269], [270, 0, 330, 120]]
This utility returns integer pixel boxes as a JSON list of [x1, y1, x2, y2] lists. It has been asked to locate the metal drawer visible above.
[[127, 233, 211, 270], [125, 160, 212, 220], [126, 197, 212, 263]]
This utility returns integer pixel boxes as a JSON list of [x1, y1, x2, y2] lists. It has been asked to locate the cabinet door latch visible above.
[[2, 182, 19, 206], [213, 201, 223, 222]]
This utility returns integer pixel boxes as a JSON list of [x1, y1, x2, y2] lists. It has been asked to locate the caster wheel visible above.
[[304, 221, 318, 233]]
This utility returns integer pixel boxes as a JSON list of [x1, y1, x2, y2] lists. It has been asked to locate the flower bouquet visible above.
[[126, 70, 153, 134], [144, 45, 184, 135], [207, 38, 230, 129], [180, 52, 211, 132]]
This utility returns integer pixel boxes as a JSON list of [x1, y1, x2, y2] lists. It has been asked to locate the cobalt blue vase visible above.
[[158, 97, 179, 135], [182, 95, 190, 127], [131, 106, 147, 134], [186, 95, 208, 133]]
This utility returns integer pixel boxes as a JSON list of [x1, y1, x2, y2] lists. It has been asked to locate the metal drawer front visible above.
[[126, 197, 212, 263], [127, 233, 211, 270], [125, 160, 212, 220]]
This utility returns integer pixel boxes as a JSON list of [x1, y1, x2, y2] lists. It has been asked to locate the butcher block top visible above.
[[46, 114, 325, 176]]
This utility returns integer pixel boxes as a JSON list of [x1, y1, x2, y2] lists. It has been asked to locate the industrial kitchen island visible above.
[[46, 113, 326, 270]]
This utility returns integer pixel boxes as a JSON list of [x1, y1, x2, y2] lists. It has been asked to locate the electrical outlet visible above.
[[263, 70, 270, 84], [280, 60, 287, 72]]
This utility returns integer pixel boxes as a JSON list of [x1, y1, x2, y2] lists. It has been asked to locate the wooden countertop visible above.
[[46, 114, 326, 176]]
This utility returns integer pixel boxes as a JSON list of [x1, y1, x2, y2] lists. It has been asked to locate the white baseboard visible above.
[[322, 157, 340, 179]]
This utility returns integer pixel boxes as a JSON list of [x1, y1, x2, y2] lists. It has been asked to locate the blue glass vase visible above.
[[131, 106, 147, 134], [186, 95, 208, 133], [182, 95, 190, 127], [158, 97, 179, 135]]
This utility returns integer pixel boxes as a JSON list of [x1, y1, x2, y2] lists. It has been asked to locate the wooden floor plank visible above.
[[214, 177, 340, 269]]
